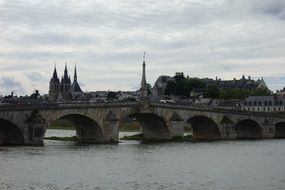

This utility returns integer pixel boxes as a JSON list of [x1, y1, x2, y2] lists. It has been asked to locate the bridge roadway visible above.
[[0, 101, 285, 145]]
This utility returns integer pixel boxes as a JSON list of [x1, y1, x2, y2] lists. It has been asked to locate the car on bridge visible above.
[[160, 99, 175, 104]]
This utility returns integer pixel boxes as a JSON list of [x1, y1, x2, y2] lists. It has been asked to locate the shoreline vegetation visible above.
[[46, 120, 193, 141], [44, 136, 77, 141], [120, 133, 193, 141], [49, 120, 192, 132], [44, 133, 193, 142]]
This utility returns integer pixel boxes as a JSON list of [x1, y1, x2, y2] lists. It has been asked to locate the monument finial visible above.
[[140, 52, 148, 99]]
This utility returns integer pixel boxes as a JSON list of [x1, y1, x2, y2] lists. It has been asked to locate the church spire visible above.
[[62, 62, 70, 84], [74, 64, 77, 82], [52, 64, 58, 79], [64, 62, 68, 78]]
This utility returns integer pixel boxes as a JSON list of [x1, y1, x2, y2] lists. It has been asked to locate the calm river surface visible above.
[[0, 129, 285, 190]]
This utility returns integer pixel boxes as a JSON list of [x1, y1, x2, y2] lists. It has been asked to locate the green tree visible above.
[[173, 72, 185, 81], [253, 88, 271, 96], [107, 91, 118, 100], [219, 89, 251, 100], [164, 77, 206, 97], [30, 89, 40, 99], [147, 83, 152, 95], [204, 85, 220, 98], [164, 80, 176, 96]]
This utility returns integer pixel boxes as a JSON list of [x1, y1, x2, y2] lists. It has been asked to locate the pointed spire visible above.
[[52, 64, 58, 79], [62, 62, 70, 84], [64, 62, 68, 76], [140, 52, 148, 99], [141, 52, 147, 86], [74, 64, 77, 82], [50, 64, 59, 84]]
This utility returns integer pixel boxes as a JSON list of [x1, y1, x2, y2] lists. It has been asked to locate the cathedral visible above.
[[49, 63, 84, 102]]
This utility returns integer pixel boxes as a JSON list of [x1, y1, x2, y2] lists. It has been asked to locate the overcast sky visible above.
[[0, 0, 285, 96]]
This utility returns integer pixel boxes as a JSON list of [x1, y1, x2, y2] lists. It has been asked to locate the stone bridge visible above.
[[1, 101, 285, 145]]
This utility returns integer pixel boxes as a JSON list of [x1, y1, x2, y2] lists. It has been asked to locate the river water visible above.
[[0, 129, 285, 190]]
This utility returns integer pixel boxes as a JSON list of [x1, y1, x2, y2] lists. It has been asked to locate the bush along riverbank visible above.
[[48, 119, 141, 131], [48, 119, 76, 130], [120, 133, 193, 141], [44, 136, 77, 141]]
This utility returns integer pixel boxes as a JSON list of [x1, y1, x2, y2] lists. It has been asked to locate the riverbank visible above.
[[44, 136, 77, 141], [44, 133, 193, 142], [49, 120, 192, 132], [48, 120, 141, 131], [120, 133, 193, 141]]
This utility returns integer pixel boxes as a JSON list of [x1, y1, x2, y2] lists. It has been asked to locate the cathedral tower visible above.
[[59, 63, 72, 101], [49, 65, 60, 101], [49, 63, 84, 102]]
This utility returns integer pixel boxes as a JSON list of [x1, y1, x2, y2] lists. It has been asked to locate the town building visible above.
[[152, 74, 269, 99], [276, 87, 285, 96], [49, 64, 84, 102], [152, 75, 174, 97], [86, 91, 139, 102], [242, 96, 285, 112], [206, 75, 268, 91]]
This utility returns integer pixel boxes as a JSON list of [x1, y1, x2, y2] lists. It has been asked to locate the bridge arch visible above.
[[49, 114, 104, 144], [235, 119, 262, 139], [121, 113, 170, 140], [187, 116, 221, 140], [0, 118, 24, 145], [275, 122, 285, 138]]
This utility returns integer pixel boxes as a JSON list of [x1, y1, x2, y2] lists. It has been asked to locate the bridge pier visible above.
[[102, 120, 120, 143], [135, 113, 171, 141], [261, 125, 276, 139], [25, 125, 46, 145], [220, 123, 236, 140], [167, 121, 184, 139]]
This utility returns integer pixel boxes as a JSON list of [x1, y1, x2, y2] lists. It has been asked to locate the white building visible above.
[[242, 96, 285, 112]]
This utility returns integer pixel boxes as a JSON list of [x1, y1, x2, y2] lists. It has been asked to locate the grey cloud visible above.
[[0, 77, 25, 95], [254, 0, 285, 19], [228, 0, 285, 20], [0, 0, 285, 94], [25, 71, 48, 83], [17, 32, 96, 46], [264, 76, 285, 91]]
